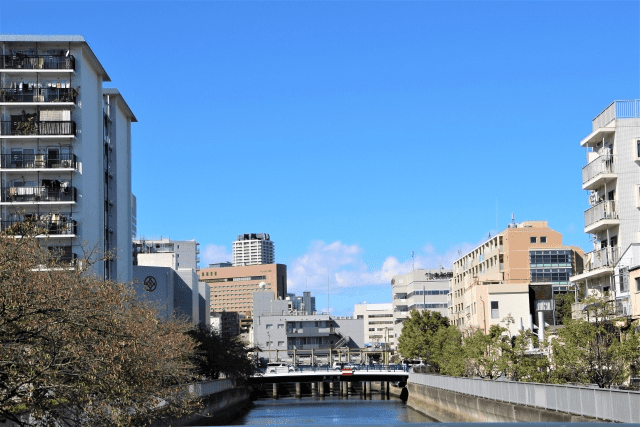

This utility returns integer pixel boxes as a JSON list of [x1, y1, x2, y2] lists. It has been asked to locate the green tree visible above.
[[0, 227, 199, 426], [431, 325, 465, 376], [397, 309, 451, 370], [463, 325, 511, 380], [187, 324, 256, 381], [505, 330, 553, 383], [550, 298, 640, 388], [554, 292, 575, 325]]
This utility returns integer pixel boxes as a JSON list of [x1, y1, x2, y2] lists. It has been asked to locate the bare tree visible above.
[[0, 226, 199, 426]]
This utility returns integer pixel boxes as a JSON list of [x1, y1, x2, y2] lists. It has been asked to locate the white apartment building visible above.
[[571, 100, 640, 316], [232, 233, 274, 266], [0, 35, 135, 282], [391, 268, 451, 345], [354, 303, 395, 349]]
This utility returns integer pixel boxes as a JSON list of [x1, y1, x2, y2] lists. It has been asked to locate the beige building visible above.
[[450, 220, 570, 337], [199, 263, 287, 332]]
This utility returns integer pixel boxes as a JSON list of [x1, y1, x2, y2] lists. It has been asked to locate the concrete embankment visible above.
[[396, 382, 597, 423], [150, 386, 251, 427]]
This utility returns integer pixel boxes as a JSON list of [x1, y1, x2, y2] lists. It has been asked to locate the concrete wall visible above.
[[132, 265, 175, 320], [406, 382, 595, 423]]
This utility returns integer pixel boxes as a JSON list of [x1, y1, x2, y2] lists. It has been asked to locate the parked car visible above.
[[333, 362, 357, 371]]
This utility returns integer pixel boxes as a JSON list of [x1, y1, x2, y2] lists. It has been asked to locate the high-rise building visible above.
[[0, 35, 136, 282], [232, 233, 274, 266], [450, 220, 580, 337], [570, 100, 640, 318]]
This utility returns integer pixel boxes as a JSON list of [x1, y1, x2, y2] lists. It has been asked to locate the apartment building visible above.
[[199, 262, 287, 333], [570, 100, 640, 319], [0, 35, 136, 281], [354, 303, 395, 349], [287, 291, 316, 314], [232, 233, 274, 266], [450, 221, 572, 336], [391, 268, 451, 346]]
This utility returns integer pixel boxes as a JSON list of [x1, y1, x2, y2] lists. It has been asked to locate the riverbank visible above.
[[393, 382, 598, 423]]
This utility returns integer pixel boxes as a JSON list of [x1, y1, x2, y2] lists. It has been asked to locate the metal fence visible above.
[[408, 373, 640, 423], [187, 378, 235, 397], [592, 99, 640, 131]]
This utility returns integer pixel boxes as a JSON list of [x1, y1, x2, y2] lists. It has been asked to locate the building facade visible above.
[[0, 35, 135, 282], [253, 290, 364, 363], [354, 303, 395, 349], [391, 268, 451, 346], [132, 237, 208, 325], [199, 263, 287, 332], [570, 100, 640, 315], [287, 291, 316, 314], [450, 220, 567, 337], [232, 233, 274, 266]]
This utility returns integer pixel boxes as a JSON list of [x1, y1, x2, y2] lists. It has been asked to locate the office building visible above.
[[211, 311, 241, 337], [354, 303, 395, 349], [253, 290, 363, 364], [199, 262, 287, 333], [132, 237, 208, 325], [570, 100, 640, 318], [391, 268, 451, 346], [0, 35, 135, 282], [232, 233, 274, 266], [287, 291, 315, 314], [450, 220, 573, 337]]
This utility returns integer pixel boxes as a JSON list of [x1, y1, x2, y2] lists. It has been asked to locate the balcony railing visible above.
[[0, 121, 75, 136], [586, 247, 619, 271], [1, 186, 77, 203], [582, 154, 615, 185], [1, 218, 76, 236], [0, 153, 76, 169], [0, 87, 77, 103], [584, 200, 618, 228], [2, 54, 75, 70]]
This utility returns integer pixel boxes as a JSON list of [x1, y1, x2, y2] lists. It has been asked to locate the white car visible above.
[[266, 362, 295, 374]]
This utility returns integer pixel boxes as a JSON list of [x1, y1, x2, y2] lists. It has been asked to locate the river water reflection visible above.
[[209, 395, 439, 426]]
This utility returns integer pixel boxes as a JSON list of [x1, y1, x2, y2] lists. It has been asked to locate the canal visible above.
[[196, 395, 439, 426]]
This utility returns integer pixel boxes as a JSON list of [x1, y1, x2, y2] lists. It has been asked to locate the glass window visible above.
[[530, 237, 537, 244], [540, 236, 547, 243], [491, 301, 499, 319], [636, 277, 640, 292]]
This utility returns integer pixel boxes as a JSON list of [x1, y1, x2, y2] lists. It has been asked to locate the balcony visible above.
[[1, 216, 76, 237], [571, 247, 619, 284], [0, 87, 77, 104], [1, 186, 77, 204], [0, 121, 75, 137], [584, 200, 619, 233], [0, 153, 76, 170], [1, 54, 75, 71], [582, 155, 616, 190]]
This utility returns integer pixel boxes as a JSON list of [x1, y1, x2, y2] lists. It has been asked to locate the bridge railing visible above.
[[408, 373, 640, 423], [260, 365, 409, 374]]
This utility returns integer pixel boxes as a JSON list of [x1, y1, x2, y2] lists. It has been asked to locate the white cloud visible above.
[[201, 244, 232, 266], [287, 240, 480, 298]]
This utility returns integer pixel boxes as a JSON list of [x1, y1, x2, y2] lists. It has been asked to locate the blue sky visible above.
[[2, 1, 639, 315]]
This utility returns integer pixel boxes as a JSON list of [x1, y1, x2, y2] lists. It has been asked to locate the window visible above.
[[277, 324, 284, 329], [637, 140, 640, 159], [491, 301, 499, 319], [530, 237, 537, 244], [635, 277, 640, 292], [277, 341, 284, 346], [540, 236, 547, 243], [265, 324, 272, 329]]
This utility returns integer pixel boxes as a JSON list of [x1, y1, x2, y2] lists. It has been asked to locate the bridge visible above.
[[248, 365, 409, 398]]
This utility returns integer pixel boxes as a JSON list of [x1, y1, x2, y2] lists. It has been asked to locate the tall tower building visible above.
[[232, 233, 274, 266], [0, 35, 136, 282]]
